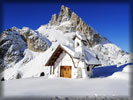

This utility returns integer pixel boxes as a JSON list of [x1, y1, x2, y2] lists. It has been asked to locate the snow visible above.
[[1, 24, 131, 81], [3, 64, 130, 98], [17, 44, 57, 79], [1, 7, 132, 99], [91, 43, 130, 66], [58, 21, 72, 27], [2, 31, 130, 80], [109, 64, 133, 80], [37, 25, 74, 46], [60, 44, 75, 57], [74, 32, 86, 40], [37, 23, 131, 67], [58, 44, 101, 65], [84, 48, 101, 65]]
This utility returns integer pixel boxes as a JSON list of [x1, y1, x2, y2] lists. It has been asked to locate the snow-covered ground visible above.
[[2, 64, 132, 100], [0, 5, 132, 100]]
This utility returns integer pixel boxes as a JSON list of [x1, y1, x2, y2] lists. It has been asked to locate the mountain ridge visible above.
[[0, 5, 131, 80], [48, 5, 111, 47]]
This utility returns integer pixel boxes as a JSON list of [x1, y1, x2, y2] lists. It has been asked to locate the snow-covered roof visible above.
[[62, 45, 101, 65], [84, 48, 101, 65], [45, 44, 101, 66], [45, 44, 75, 66], [60, 44, 75, 57], [73, 32, 86, 41]]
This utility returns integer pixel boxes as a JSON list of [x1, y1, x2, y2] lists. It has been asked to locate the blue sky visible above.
[[3, 2, 130, 52]]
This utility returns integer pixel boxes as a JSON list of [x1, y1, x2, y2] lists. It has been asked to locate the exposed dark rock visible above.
[[21, 27, 50, 52], [0, 27, 50, 69], [49, 5, 108, 47], [49, 14, 58, 25], [0, 27, 26, 69]]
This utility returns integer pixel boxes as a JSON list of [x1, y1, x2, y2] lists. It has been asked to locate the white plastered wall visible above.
[[53, 51, 93, 78], [54, 51, 78, 78]]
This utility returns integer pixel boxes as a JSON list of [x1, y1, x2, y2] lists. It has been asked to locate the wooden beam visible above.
[[50, 66, 52, 75]]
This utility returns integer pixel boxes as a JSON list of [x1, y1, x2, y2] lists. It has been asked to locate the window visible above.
[[76, 42, 80, 47], [87, 67, 90, 71], [40, 72, 45, 76], [1, 77, 4, 81]]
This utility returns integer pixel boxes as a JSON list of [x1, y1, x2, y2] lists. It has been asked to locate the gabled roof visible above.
[[45, 44, 75, 66], [72, 32, 86, 41], [45, 44, 101, 66]]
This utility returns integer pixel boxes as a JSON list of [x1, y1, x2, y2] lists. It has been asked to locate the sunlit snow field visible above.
[[2, 64, 132, 100]]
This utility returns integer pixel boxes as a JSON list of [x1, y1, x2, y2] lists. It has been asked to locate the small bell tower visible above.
[[73, 33, 85, 59]]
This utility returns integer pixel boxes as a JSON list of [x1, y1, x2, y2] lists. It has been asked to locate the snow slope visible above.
[[2, 64, 132, 98], [37, 23, 130, 66]]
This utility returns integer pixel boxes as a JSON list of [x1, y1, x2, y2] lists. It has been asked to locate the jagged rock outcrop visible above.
[[49, 5, 109, 47], [49, 14, 58, 25], [27, 37, 49, 52], [21, 27, 50, 52], [0, 27, 51, 70], [0, 5, 130, 81], [0, 27, 26, 70]]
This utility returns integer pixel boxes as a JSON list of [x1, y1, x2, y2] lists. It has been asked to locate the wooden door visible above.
[[60, 66, 72, 78]]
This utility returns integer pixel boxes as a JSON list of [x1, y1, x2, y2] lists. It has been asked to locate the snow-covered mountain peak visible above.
[[38, 5, 110, 47], [38, 5, 130, 66], [0, 5, 131, 81], [49, 5, 72, 25]]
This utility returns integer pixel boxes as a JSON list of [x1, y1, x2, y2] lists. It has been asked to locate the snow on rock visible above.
[[0, 5, 132, 81], [90, 43, 130, 66], [3, 43, 60, 80], [37, 5, 130, 66], [0, 27, 52, 80], [21, 27, 51, 52], [0, 5, 132, 99], [0, 27, 26, 70]]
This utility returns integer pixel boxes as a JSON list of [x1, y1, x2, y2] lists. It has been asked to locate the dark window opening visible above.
[[87, 67, 90, 71], [16, 73, 21, 79], [40, 72, 45, 76], [76, 42, 80, 47], [1, 77, 5, 81]]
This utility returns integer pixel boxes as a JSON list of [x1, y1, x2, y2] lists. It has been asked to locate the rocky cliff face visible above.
[[0, 5, 130, 80], [0, 27, 50, 70], [49, 5, 109, 47], [0, 27, 26, 71], [21, 27, 50, 52], [38, 5, 129, 66]]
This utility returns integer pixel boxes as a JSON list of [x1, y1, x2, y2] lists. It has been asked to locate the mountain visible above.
[[38, 5, 130, 65], [0, 27, 50, 71], [0, 5, 130, 80]]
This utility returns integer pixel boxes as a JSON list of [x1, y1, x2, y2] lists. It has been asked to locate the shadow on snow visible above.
[[92, 63, 133, 78]]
